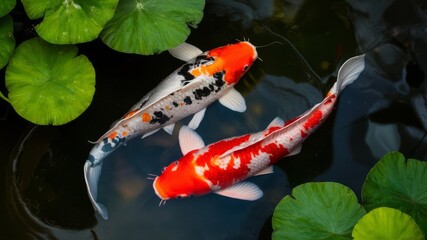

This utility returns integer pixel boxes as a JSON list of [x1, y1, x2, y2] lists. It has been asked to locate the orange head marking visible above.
[[153, 154, 211, 200], [208, 41, 258, 84]]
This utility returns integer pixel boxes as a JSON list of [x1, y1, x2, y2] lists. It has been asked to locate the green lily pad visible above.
[[272, 182, 366, 240], [362, 151, 427, 233], [5, 37, 95, 125], [21, 0, 119, 44], [0, 0, 15, 17], [352, 207, 424, 240], [100, 0, 205, 55], [0, 15, 14, 70]]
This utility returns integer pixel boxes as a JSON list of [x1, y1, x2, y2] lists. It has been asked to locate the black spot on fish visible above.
[[184, 96, 192, 105], [213, 71, 225, 92], [194, 55, 214, 66], [150, 111, 171, 125], [101, 136, 126, 153], [172, 101, 178, 107], [178, 64, 195, 82], [193, 87, 213, 100], [88, 154, 96, 165]]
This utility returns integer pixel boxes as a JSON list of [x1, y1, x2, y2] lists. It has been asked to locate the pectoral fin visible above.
[[168, 42, 203, 62], [214, 182, 263, 200], [163, 123, 175, 135], [179, 125, 205, 155], [219, 88, 246, 112], [188, 108, 206, 130], [84, 161, 108, 220]]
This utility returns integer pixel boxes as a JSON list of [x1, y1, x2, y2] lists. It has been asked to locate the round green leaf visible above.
[[100, 0, 205, 55], [21, 0, 119, 44], [0, 15, 15, 70], [352, 207, 424, 240], [0, 0, 15, 17], [362, 151, 427, 233], [5, 37, 95, 125], [272, 182, 366, 240]]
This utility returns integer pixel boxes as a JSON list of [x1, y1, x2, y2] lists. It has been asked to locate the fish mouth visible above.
[[152, 177, 168, 200]]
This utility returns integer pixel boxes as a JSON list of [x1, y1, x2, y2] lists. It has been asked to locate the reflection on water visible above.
[[2, 0, 427, 239]]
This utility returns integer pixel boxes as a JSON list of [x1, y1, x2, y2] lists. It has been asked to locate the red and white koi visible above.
[[152, 54, 365, 202], [85, 42, 258, 219]]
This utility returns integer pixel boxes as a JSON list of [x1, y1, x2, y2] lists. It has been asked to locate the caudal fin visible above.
[[331, 54, 365, 95], [84, 161, 109, 220]]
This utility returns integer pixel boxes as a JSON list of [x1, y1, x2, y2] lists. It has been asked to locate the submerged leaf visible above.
[[5, 37, 95, 125], [21, 0, 119, 44], [362, 151, 427, 233], [272, 182, 366, 240], [352, 207, 424, 240], [0, 0, 16, 17], [0, 15, 14, 70], [100, 0, 205, 55]]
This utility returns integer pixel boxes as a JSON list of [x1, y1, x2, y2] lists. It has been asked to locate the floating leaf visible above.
[[362, 151, 427, 233], [352, 207, 424, 240], [21, 0, 119, 44], [0, 0, 15, 17], [0, 15, 14, 70], [272, 182, 366, 240], [5, 37, 95, 125], [100, 0, 205, 55]]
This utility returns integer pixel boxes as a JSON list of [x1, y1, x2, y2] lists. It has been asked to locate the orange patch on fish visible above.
[[191, 58, 224, 77], [122, 131, 128, 137], [142, 112, 151, 122], [124, 110, 139, 119], [109, 131, 118, 140]]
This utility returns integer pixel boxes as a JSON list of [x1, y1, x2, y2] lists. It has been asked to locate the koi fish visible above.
[[85, 41, 258, 219], [152, 54, 365, 202]]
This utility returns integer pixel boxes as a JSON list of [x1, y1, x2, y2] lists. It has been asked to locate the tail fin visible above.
[[84, 161, 109, 220], [331, 54, 365, 95]]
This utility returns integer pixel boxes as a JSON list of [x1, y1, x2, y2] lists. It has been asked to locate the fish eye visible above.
[[161, 167, 166, 173], [174, 161, 179, 165], [243, 65, 249, 70]]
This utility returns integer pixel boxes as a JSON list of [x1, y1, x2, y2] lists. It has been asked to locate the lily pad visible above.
[[0, 0, 15, 17], [100, 0, 205, 55], [272, 182, 366, 240], [0, 15, 14, 70], [21, 0, 119, 44], [5, 37, 95, 125], [352, 207, 424, 240], [362, 151, 427, 233]]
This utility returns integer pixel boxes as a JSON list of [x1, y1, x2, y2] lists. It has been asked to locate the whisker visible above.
[[158, 200, 167, 207], [147, 177, 156, 180], [257, 56, 264, 62], [254, 41, 282, 49], [147, 173, 158, 177]]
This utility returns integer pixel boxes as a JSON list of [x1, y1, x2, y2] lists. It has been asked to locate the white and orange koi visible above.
[[85, 42, 258, 219], [152, 54, 365, 202]]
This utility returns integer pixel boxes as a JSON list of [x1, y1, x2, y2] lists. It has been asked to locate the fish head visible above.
[[153, 155, 210, 200], [208, 41, 258, 84]]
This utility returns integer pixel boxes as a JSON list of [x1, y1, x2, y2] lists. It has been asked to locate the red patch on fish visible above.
[[303, 110, 323, 131]]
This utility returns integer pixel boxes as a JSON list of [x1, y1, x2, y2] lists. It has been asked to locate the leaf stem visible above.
[[0, 91, 10, 104]]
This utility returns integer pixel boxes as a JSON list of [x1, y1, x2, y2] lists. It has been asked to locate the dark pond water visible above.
[[1, 0, 427, 239]]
